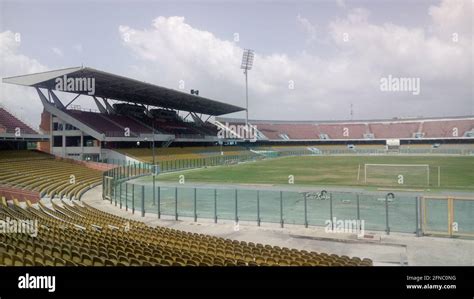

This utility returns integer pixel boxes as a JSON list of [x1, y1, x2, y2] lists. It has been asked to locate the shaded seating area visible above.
[[67, 110, 149, 137], [66, 109, 217, 139]]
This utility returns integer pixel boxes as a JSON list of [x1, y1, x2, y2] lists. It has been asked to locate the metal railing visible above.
[[101, 150, 474, 237], [107, 182, 438, 235]]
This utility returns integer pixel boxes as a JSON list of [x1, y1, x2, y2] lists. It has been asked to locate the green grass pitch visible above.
[[155, 155, 474, 191]]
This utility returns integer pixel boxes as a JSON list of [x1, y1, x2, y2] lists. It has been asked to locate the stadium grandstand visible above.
[[2, 66, 244, 162], [3, 67, 473, 165], [216, 116, 474, 141], [1, 67, 374, 267], [1, 67, 472, 270]]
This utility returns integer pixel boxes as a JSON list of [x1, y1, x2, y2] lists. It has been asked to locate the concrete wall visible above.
[[100, 148, 142, 164]]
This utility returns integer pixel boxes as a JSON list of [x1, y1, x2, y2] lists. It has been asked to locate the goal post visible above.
[[364, 164, 432, 187]]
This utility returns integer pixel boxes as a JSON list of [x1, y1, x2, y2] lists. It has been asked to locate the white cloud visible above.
[[1, 0, 471, 128], [51, 47, 63, 57], [297, 14, 317, 44], [336, 0, 347, 9], [0, 31, 48, 129], [118, 1, 472, 120], [429, 0, 472, 37], [73, 44, 83, 53]]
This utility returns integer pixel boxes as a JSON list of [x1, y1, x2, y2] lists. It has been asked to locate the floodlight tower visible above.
[[241, 49, 254, 127]]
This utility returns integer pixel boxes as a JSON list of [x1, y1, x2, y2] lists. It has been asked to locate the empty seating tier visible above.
[[0, 198, 373, 266], [0, 107, 37, 135], [223, 118, 474, 140], [67, 110, 130, 137], [0, 151, 102, 200], [422, 120, 474, 138], [317, 124, 367, 139], [368, 122, 420, 139], [257, 123, 320, 140]]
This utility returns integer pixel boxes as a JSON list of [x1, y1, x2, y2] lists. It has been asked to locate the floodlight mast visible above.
[[241, 49, 254, 128]]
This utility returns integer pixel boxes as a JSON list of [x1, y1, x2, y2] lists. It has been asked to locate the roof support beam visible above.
[[102, 98, 115, 114], [35, 88, 51, 106], [64, 94, 81, 108], [49, 90, 65, 109], [183, 112, 191, 121], [190, 112, 205, 126], [93, 96, 108, 114]]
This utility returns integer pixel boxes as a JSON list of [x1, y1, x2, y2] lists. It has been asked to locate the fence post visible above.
[[175, 187, 178, 221], [329, 193, 333, 231], [141, 185, 145, 217], [385, 193, 394, 235], [235, 189, 238, 223], [157, 186, 161, 219], [416, 196, 422, 237], [194, 188, 197, 222], [304, 192, 308, 228], [356, 194, 360, 225], [132, 184, 135, 214], [257, 190, 261, 226], [125, 183, 128, 211], [152, 173, 156, 206], [119, 182, 122, 209], [114, 182, 118, 206], [280, 191, 284, 228], [214, 189, 217, 223], [109, 179, 113, 204]]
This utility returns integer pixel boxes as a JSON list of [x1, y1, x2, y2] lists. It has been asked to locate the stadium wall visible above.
[[100, 148, 142, 165], [53, 155, 115, 171], [37, 110, 51, 153]]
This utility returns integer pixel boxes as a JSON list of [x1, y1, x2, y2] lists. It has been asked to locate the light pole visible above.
[[152, 119, 156, 205], [152, 120, 156, 167], [241, 49, 254, 128]]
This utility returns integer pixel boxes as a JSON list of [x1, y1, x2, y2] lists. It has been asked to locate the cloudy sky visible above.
[[0, 0, 472, 129]]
